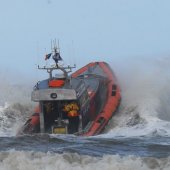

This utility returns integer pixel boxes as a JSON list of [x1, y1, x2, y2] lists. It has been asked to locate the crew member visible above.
[[63, 102, 79, 117], [63, 102, 80, 133]]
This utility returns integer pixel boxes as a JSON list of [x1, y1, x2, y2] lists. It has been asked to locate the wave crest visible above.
[[0, 150, 169, 170]]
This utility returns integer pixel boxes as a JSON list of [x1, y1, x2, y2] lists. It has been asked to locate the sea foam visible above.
[[0, 150, 169, 170]]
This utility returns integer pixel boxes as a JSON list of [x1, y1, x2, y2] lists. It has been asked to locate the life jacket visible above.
[[67, 110, 79, 117], [49, 79, 65, 88], [63, 102, 79, 117]]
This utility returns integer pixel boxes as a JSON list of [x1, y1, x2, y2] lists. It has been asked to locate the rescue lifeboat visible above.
[[19, 44, 121, 136]]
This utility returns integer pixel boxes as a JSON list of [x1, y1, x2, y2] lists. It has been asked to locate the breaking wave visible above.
[[0, 150, 169, 170], [0, 74, 34, 136], [104, 57, 170, 137], [1, 57, 170, 138], [0, 103, 34, 137]]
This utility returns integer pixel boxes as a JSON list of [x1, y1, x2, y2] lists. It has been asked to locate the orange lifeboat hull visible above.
[[72, 62, 121, 136], [20, 62, 121, 136]]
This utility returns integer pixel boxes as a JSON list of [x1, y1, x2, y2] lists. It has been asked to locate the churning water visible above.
[[0, 57, 170, 170]]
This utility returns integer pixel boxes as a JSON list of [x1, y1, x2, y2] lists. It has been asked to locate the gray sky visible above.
[[0, 0, 170, 79]]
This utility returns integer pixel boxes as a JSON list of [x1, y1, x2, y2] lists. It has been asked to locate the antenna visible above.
[[55, 39, 56, 48], [58, 39, 60, 53], [51, 40, 53, 51]]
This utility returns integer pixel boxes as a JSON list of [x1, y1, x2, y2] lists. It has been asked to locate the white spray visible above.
[[0, 70, 35, 136], [104, 56, 170, 137]]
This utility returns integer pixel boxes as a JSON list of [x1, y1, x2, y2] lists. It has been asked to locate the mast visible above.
[[38, 41, 76, 80]]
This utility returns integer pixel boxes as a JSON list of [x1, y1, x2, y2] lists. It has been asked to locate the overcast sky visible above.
[[0, 0, 170, 80]]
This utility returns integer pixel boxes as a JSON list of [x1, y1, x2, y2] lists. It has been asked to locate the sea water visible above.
[[0, 58, 170, 170]]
